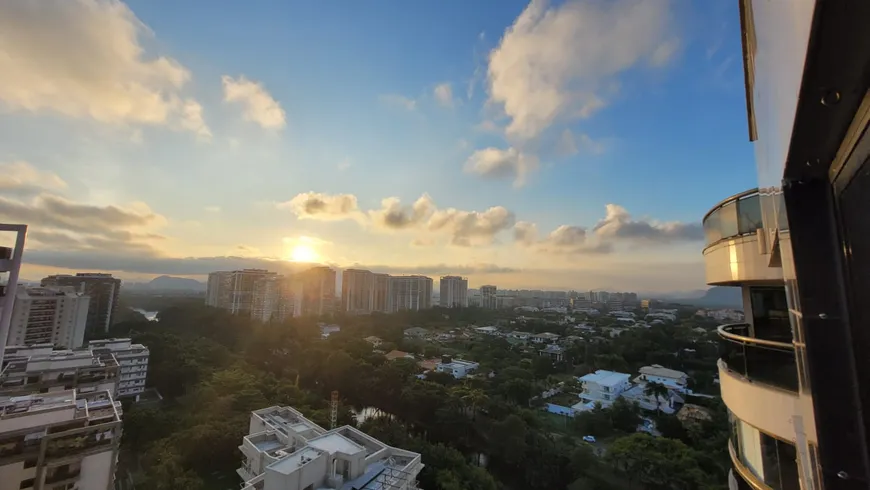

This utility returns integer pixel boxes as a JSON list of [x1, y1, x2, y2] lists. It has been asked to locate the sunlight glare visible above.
[[289, 244, 319, 263]]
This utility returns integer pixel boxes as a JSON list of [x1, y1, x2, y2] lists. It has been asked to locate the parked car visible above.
[[582, 435, 596, 443]]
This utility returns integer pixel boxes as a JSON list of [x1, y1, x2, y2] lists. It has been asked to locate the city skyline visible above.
[[0, 0, 755, 293]]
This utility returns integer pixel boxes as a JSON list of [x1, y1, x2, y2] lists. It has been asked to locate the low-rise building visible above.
[[88, 338, 149, 400], [635, 364, 689, 393], [530, 332, 560, 344], [0, 389, 122, 490], [435, 356, 478, 379], [538, 344, 565, 362], [621, 384, 684, 414], [318, 324, 341, 339], [238, 406, 423, 490], [575, 370, 631, 408], [0, 345, 118, 397], [363, 336, 382, 348], [402, 327, 428, 338], [472, 326, 499, 336], [384, 350, 414, 361], [506, 331, 530, 341]]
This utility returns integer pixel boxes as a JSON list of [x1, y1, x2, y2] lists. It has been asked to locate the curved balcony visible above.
[[718, 323, 797, 392], [703, 189, 783, 285]]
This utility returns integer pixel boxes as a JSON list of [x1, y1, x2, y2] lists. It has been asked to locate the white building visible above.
[[439, 276, 468, 308], [506, 331, 530, 341], [88, 339, 149, 400], [635, 365, 689, 393], [538, 344, 565, 362], [472, 326, 499, 336], [480, 285, 497, 309], [207, 269, 278, 315], [388, 276, 433, 312], [7, 286, 89, 349], [435, 357, 479, 379], [0, 345, 119, 398], [0, 224, 27, 368], [238, 406, 422, 490], [575, 370, 631, 409], [530, 332, 561, 344], [0, 389, 122, 490]]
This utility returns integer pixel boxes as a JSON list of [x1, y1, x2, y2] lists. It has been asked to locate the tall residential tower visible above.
[[439, 276, 468, 308]]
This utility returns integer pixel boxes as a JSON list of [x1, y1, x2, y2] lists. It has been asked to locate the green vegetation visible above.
[[111, 304, 728, 489]]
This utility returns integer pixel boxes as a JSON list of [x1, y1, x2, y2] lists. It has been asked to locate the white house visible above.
[[435, 356, 479, 379], [473, 326, 500, 336], [538, 344, 565, 362], [363, 336, 383, 347], [635, 365, 690, 393], [530, 332, 561, 344], [575, 370, 631, 408], [507, 331, 530, 341]]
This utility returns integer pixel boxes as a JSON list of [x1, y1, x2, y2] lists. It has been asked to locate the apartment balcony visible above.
[[718, 324, 816, 443], [703, 189, 783, 285]]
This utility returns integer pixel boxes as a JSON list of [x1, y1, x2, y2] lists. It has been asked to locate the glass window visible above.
[[704, 208, 722, 245], [719, 200, 740, 239], [749, 286, 792, 342], [737, 195, 764, 234]]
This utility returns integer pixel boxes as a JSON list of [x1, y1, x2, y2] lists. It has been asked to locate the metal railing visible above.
[[703, 189, 764, 249], [718, 323, 798, 392]]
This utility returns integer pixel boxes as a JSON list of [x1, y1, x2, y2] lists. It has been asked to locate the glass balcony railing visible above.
[[703, 189, 764, 248], [718, 323, 798, 392]]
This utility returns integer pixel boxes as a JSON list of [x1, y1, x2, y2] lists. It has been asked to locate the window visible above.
[[749, 286, 792, 342], [20, 478, 34, 489]]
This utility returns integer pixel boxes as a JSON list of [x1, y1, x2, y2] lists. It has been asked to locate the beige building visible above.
[[295, 267, 336, 317], [0, 346, 119, 398], [438, 276, 468, 308], [341, 269, 374, 314], [480, 285, 497, 309], [88, 339, 149, 400], [0, 389, 122, 490], [206, 269, 278, 315], [251, 276, 297, 323], [40, 274, 120, 337], [388, 276, 432, 312], [7, 286, 89, 349], [373, 273, 390, 313]]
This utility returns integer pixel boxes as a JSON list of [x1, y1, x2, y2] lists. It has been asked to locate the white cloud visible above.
[[379, 94, 417, 111], [222, 75, 286, 130], [464, 147, 538, 187], [557, 129, 605, 156], [593, 204, 703, 243], [369, 194, 435, 230], [0, 0, 210, 137], [0, 161, 67, 192], [428, 206, 515, 246], [434, 83, 454, 108], [278, 192, 360, 221], [204, 205, 221, 213], [487, 0, 677, 141]]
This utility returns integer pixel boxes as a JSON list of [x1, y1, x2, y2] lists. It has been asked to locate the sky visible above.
[[0, 0, 757, 293]]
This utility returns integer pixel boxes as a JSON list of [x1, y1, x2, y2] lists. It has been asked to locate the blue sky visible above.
[[0, 0, 756, 292]]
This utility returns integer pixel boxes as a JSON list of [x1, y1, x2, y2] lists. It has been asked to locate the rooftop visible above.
[[579, 370, 631, 387], [533, 332, 561, 338], [639, 364, 688, 380], [384, 350, 413, 361], [440, 359, 479, 368]]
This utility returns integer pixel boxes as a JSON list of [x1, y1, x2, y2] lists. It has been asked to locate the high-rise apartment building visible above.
[[587, 291, 598, 303], [719, 2, 870, 488], [41, 273, 121, 337], [341, 269, 374, 314], [251, 275, 297, 322], [0, 224, 27, 367], [388, 276, 432, 312], [88, 338, 149, 400], [0, 389, 122, 490], [205, 269, 277, 315], [373, 273, 390, 313], [439, 276, 468, 308], [6, 286, 89, 349], [480, 285, 497, 309], [295, 266, 336, 317]]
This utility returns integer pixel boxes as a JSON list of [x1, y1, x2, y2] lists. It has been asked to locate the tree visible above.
[[606, 433, 708, 490], [609, 398, 642, 433], [643, 382, 671, 414]]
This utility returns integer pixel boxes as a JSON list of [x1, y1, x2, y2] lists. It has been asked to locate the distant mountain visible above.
[[669, 286, 742, 308], [126, 275, 206, 291]]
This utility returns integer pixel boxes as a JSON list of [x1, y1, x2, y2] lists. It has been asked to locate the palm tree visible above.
[[460, 387, 489, 421], [643, 382, 670, 414]]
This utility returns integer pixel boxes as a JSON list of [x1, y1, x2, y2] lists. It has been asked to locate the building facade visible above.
[[341, 269, 374, 314], [0, 389, 122, 490], [295, 267, 336, 317], [438, 276, 468, 308], [0, 224, 26, 368], [388, 276, 432, 312], [205, 269, 277, 315], [251, 276, 297, 323], [40, 274, 120, 337], [576, 370, 631, 408], [480, 285, 497, 309], [7, 286, 89, 349], [0, 345, 119, 398], [88, 339, 149, 400], [238, 406, 422, 490], [372, 273, 390, 313], [710, 1, 870, 487]]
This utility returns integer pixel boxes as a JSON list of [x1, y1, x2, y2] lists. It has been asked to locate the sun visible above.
[[289, 244, 319, 263]]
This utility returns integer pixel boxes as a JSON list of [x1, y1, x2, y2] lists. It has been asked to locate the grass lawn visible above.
[[546, 392, 580, 407], [537, 411, 574, 434]]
